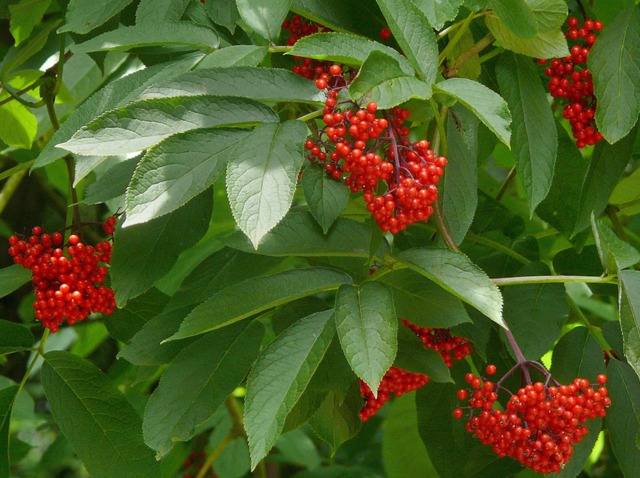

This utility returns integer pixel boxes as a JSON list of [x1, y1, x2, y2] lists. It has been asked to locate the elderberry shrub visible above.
[[538, 17, 604, 148]]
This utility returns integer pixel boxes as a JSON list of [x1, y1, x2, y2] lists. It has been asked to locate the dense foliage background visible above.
[[1, 0, 640, 477]]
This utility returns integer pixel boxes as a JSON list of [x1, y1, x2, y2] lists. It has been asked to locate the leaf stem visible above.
[[268, 45, 293, 53], [464, 232, 532, 265], [224, 395, 266, 478], [492, 275, 617, 286], [438, 10, 476, 65], [495, 166, 516, 201], [0, 79, 43, 107], [297, 109, 324, 122], [445, 33, 494, 78], [436, 11, 491, 40], [196, 432, 234, 478]]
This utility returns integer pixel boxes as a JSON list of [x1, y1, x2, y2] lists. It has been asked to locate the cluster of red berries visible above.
[[282, 15, 332, 80], [182, 450, 213, 478], [454, 365, 610, 474], [305, 65, 446, 234], [538, 17, 604, 148], [359, 319, 471, 421], [8, 220, 117, 332]]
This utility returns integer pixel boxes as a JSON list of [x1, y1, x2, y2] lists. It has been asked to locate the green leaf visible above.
[[41, 351, 160, 478], [302, 164, 349, 233], [288, 32, 414, 75], [136, 0, 191, 23], [103, 288, 170, 343], [572, 124, 638, 235], [236, 0, 290, 40], [111, 190, 212, 306], [375, 0, 438, 83], [496, 52, 557, 212], [334, 282, 397, 394], [226, 120, 308, 248], [167, 267, 352, 341], [589, 5, 640, 144], [59, 0, 134, 34], [377, 269, 471, 329], [223, 210, 376, 257], [411, 0, 464, 30], [9, 0, 51, 45], [142, 67, 323, 104], [551, 327, 605, 390], [486, 15, 569, 58], [124, 128, 249, 226], [487, 0, 537, 38], [0, 101, 37, 149], [592, 217, 640, 274], [502, 262, 568, 360], [196, 46, 267, 68], [205, 0, 240, 31], [610, 168, 640, 215], [71, 22, 219, 53], [34, 56, 201, 168], [383, 394, 438, 478], [396, 248, 505, 327], [433, 78, 511, 148], [245, 310, 335, 469], [83, 156, 140, 205], [1, 19, 60, 77], [0, 264, 31, 299], [606, 360, 640, 477], [348, 50, 432, 109], [144, 320, 264, 455], [0, 320, 34, 356], [57, 96, 278, 156], [395, 325, 452, 382], [619, 270, 640, 381], [0, 385, 18, 478]]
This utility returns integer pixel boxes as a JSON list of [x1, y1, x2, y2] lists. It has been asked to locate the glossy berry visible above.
[[380, 27, 392, 40]]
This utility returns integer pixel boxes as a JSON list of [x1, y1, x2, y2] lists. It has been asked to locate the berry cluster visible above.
[[305, 66, 446, 233], [182, 450, 213, 478], [282, 15, 332, 80], [454, 366, 610, 474], [359, 319, 471, 421], [539, 17, 604, 148], [8, 220, 117, 332]]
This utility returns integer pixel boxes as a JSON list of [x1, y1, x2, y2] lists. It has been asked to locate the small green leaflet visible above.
[[433, 78, 511, 148], [0, 320, 34, 356], [334, 282, 397, 394], [487, 0, 537, 38], [0, 264, 31, 298], [143, 321, 264, 455], [236, 0, 291, 40], [166, 267, 352, 341], [396, 248, 505, 328], [485, 15, 569, 59], [136, 0, 191, 23], [0, 100, 37, 149], [71, 21, 219, 53], [196, 45, 267, 68], [412, 0, 464, 30], [302, 164, 350, 233], [57, 96, 278, 156], [588, 5, 640, 144], [41, 351, 160, 478], [592, 216, 640, 274], [124, 128, 250, 227], [245, 310, 335, 469], [59, 0, 134, 34], [9, 0, 51, 45], [309, 384, 362, 455], [227, 121, 308, 248], [619, 271, 640, 381]]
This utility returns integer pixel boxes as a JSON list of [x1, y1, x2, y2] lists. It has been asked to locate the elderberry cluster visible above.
[[182, 450, 210, 478], [454, 365, 610, 474], [359, 319, 471, 421], [282, 15, 332, 80], [538, 17, 604, 148], [8, 220, 117, 332]]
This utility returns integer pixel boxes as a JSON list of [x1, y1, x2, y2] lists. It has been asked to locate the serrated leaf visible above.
[[205, 0, 240, 31], [111, 190, 212, 306], [41, 351, 160, 478], [396, 248, 505, 327], [0, 320, 34, 356], [395, 325, 451, 382], [288, 32, 414, 75], [9, 0, 51, 45], [486, 15, 569, 58], [503, 262, 568, 359], [348, 50, 432, 109], [223, 210, 375, 257], [606, 360, 640, 477], [144, 320, 264, 455], [1, 20, 60, 77], [375, 0, 438, 83], [58, 96, 278, 156], [620, 270, 640, 381], [334, 282, 397, 394], [236, 0, 290, 40], [59, 0, 134, 34], [302, 164, 349, 233], [377, 269, 471, 329], [487, 0, 541, 38], [589, 5, 640, 144], [433, 77, 511, 147], [412, 0, 464, 30], [71, 21, 219, 53], [610, 168, 640, 214], [83, 156, 140, 205], [291, 0, 384, 36], [124, 128, 249, 226], [592, 217, 640, 274], [245, 310, 335, 469], [0, 264, 31, 298], [0, 385, 18, 478], [226, 121, 308, 248], [196, 45, 267, 68], [136, 0, 190, 23], [103, 288, 170, 343], [140, 67, 324, 104], [0, 100, 37, 149], [167, 267, 352, 341], [496, 52, 557, 212]]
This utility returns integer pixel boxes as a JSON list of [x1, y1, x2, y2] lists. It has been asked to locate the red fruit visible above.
[[379, 27, 392, 40]]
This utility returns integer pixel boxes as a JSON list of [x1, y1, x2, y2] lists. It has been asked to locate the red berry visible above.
[[379, 27, 391, 40]]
